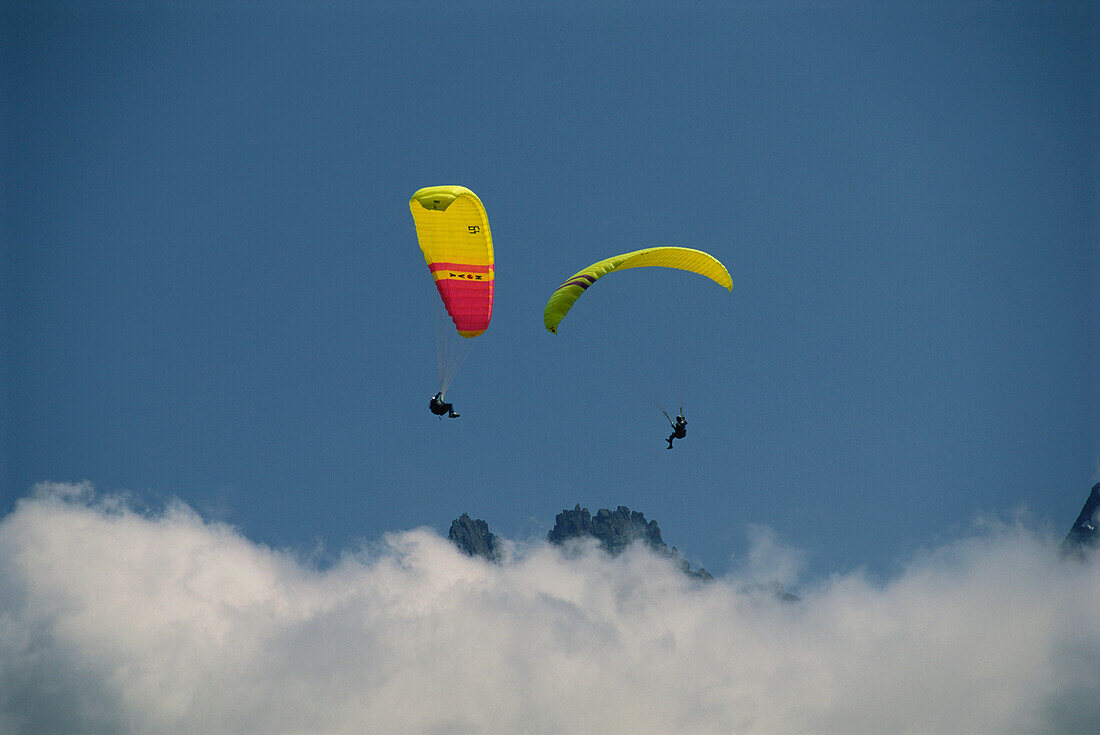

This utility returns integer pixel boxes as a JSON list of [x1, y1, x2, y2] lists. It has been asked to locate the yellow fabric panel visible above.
[[613, 247, 732, 288], [409, 186, 494, 274], [543, 246, 731, 333]]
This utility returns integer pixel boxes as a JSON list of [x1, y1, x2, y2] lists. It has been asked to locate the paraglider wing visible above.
[[409, 186, 494, 338], [543, 246, 732, 333]]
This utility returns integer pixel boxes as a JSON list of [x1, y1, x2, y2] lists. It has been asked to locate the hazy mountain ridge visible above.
[[451, 504, 711, 579], [548, 504, 714, 581], [449, 484, 1100, 602], [447, 504, 810, 598]]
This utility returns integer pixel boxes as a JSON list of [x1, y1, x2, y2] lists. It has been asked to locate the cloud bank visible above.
[[1, 483, 1098, 734]]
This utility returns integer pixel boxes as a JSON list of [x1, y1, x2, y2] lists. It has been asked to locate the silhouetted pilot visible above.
[[667, 414, 687, 449], [430, 392, 460, 418]]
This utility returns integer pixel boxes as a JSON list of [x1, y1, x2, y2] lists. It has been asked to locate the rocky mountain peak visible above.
[[546, 504, 666, 556], [544, 504, 712, 580], [448, 513, 502, 563], [1061, 482, 1100, 559]]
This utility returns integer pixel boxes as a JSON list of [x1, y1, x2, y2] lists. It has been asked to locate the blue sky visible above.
[[4, 1, 1097, 580]]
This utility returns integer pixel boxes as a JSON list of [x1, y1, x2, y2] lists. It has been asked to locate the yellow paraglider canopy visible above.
[[409, 186, 494, 338], [543, 246, 732, 333]]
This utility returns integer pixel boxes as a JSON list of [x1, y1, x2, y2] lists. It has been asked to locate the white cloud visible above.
[[739, 523, 808, 586], [1, 482, 1098, 734]]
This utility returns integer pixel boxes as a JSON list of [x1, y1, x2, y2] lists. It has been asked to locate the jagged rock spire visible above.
[[448, 513, 502, 563], [1061, 483, 1100, 558], [546, 504, 665, 556], [546, 504, 712, 580]]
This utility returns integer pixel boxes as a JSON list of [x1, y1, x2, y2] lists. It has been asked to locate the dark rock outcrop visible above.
[[547, 504, 712, 580], [448, 513, 502, 563], [547, 505, 664, 555], [1061, 483, 1100, 559]]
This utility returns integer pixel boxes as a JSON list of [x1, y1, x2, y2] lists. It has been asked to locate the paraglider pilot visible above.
[[430, 392, 460, 419], [667, 414, 687, 449]]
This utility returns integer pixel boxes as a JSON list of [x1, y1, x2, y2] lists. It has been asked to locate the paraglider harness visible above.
[[430, 392, 460, 418], [664, 410, 687, 449]]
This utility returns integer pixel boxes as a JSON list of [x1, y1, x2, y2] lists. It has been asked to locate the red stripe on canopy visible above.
[[428, 262, 494, 274]]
